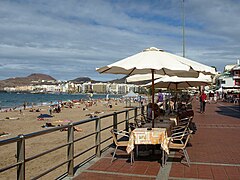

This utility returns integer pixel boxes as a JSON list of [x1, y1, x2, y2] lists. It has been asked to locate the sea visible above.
[[0, 92, 122, 110]]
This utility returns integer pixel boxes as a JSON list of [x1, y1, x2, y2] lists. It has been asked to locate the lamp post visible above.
[[182, 0, 185, 57]]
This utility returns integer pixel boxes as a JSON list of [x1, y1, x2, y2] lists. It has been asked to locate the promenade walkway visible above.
[[73, 100, 240, 180]]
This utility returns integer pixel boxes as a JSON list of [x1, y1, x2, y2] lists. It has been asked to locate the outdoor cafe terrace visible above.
[[74, 99, 240, 180], [0, 97, 239, 180]]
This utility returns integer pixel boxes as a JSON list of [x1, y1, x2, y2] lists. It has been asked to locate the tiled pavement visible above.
[[73, 100, 240, 180]]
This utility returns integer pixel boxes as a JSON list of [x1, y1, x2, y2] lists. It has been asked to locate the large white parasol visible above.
[[126, 74, 164, 83], [144, 73, 212, 90], [96, 47, 216, 127], [97, 47, 216, 76]]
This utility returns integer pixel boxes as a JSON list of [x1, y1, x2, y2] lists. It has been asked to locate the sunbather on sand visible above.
[[0, 132, 10, 137], [59, 124, 83, 132]]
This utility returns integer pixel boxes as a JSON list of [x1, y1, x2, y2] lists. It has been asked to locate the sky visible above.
[[0, 0, 240, 81]]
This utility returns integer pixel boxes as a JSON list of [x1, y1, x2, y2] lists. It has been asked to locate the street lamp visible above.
[[182, 0, 185, 57]]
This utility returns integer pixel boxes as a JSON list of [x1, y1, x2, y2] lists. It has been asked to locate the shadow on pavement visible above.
[[216, 105, 240, 119]]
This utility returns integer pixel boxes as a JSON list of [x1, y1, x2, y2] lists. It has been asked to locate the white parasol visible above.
[[97, 47, 216, 127]]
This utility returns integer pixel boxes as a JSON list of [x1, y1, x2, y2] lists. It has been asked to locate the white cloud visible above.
[[0, 0, 239, 80]]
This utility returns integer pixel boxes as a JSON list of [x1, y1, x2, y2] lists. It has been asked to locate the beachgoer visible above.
[[23, 102, 26, 110], [89, 93, 93, 101], [199, 91, 207, 113], [57, 105, 61, 113], [48, 107, 53, 115]]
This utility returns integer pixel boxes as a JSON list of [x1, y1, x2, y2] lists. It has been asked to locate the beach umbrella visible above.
[[123, 90, 139, 107], [143, 74, 212, 111], [96, 47, 216, 127]]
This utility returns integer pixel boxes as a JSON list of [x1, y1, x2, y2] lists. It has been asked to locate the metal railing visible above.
[[0, 105, 145, 180]]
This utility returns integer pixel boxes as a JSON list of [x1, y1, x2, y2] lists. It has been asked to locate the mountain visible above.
[[26, 73, 56, 81], [108, 76, 127, 83], [0, 73, 56, 90], [70, 77, 95, 83], [71, 75, 146, 84]]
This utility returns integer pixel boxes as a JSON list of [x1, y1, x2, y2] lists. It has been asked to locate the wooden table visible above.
[[126, 128, 170, 163]]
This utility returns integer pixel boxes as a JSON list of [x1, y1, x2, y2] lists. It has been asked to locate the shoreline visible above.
[[0, 92, 124, 112], [0, 98, 139, 138]]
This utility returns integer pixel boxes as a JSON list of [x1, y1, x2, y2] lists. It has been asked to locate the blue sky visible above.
[[0, 0, 240, 81]]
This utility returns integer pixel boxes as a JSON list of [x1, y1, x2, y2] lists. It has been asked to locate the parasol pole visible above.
[[174, 83, 178, 111], [151, 69, 155, 128]]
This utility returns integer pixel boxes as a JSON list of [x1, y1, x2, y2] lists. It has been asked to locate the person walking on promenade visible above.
[[199, 91, 207, 113]]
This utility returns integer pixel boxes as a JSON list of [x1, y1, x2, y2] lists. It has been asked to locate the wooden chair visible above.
[[110, 129, 134, 165]]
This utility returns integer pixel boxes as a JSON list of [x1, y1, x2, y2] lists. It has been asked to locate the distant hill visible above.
[[0, 73, 56, 90], [71, 75, 147, 85], [108, 76, 127, 84], [26, 73, 56, 81], [70, 77, 96, 83]]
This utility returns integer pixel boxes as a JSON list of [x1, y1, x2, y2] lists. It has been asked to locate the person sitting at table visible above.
[[147, 103, 165, 120], [169, 98, 175, 114]]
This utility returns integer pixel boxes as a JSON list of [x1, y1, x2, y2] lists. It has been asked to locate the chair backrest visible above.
[[110, 129, 119, 146], [134, 119, 143, 128], [129, 123, 136, 131], [110, 129, 129, 145], [171, 126, 192, 143], [170, 131, 191, 149], [179, 116, 193, 127]]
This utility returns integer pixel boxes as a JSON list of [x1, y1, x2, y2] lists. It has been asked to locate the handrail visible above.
[[0, 105, 146, 179]]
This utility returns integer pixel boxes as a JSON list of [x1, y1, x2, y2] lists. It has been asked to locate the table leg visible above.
[[162, 149, 165, 167], [136, 145, 139, 157]]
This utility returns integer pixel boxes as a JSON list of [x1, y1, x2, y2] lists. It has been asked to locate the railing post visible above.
[[17, 134, 25, 180], [113, 112, 117, 130], [95, 117, 101, 157], [67, 123, 74, 177], [125, 111, 129, 132]]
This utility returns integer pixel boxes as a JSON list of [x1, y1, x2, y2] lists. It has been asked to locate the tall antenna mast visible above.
[[182, 0, 185, 57]]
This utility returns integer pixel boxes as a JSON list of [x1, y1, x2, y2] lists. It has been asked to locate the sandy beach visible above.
[[0, 99, 141, 179]]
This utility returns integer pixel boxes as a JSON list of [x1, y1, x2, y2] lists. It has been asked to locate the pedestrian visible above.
[[156, 89, 164, 107], [199, 91, 207, 113]]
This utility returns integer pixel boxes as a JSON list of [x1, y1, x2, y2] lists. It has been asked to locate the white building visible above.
[[216, 60, 240, 92]]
